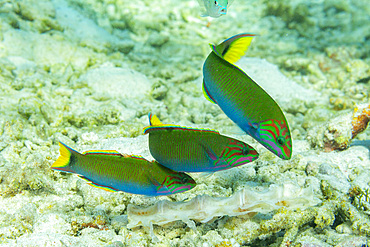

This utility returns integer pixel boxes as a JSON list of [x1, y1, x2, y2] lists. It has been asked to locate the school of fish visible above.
[[51, 33, 292, 196]]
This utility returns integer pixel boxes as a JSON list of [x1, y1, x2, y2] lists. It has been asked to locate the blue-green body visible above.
[[51, 142, 196, 196], [202, 33, 292, 160], [144, 113, 259, 172]]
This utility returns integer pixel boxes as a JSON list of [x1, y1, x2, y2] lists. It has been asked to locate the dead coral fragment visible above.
[[351, 104, 370, 139], [349, 186, 370, 213], [70, 215, 109, 236], [307, 103, 370, 151], [127, 183, 321, 240]]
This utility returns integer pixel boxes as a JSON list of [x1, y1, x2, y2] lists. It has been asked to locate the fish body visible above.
[[197, 0, 232, 18], [143, 113, 259, 172], [51, 142, 196, 196], [202, 33, 292, 160]]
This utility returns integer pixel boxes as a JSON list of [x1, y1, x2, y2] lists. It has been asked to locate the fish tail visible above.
[[51, 142, 79, 173], [213, 33, 256, 64]]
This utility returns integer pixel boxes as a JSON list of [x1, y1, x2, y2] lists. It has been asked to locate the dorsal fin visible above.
[[126, 154, 148, 161], [144, 113, 220, 135], [144, 125, 220, 135], [83, 150, 123, 156], [212, 33, 256, 64]]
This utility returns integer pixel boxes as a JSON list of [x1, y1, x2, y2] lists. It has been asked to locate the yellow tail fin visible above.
[[149, 113, 163, 126], [51, 142, 75, 173], [223, 36, 253, 64], [212, 33, 256, 64]]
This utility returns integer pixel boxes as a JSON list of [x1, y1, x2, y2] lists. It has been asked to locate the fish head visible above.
[[257, 119, 292, 160], [159, 172, 197, 195], [215, 0, 227, 15], [220, 140, 259, 167], [204, 0, 228, 17]]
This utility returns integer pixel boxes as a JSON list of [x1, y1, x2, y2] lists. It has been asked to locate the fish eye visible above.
[[277, 136, 286, 146], [181, 176, 189, 183], [242, 146, 250, 155], [214, 1, 217, 5]]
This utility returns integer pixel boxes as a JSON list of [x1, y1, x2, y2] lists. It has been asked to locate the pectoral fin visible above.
[[144, 169, 171, 194], [201, 143, 218, 162], [201, 143, 231, 170]]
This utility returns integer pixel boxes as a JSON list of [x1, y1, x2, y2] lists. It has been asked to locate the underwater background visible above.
[[0, 0, 369, 246]]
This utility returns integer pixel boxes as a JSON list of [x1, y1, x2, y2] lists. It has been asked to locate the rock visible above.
[[236, 58, 323, 108], [80, 63, 152, 100]]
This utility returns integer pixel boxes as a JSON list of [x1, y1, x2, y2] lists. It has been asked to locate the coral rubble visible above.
[[307, 103, 370, 151]]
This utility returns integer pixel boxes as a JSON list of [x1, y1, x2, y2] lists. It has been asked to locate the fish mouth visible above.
[[276, 145, 292, 160], [188, 178, 197, 186], [260, 140, 292, 160], [181, 173, 197, 186]]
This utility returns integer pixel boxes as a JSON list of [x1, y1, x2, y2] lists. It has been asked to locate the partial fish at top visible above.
[[197, 0, 234, 18], [202, 33, 293, 160]]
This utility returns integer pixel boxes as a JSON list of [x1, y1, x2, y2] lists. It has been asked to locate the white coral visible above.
[[127, 183, 321, 239]]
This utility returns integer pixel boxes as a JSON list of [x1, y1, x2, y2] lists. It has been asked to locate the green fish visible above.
[[202, 33, 292, 160], [143, 113, 259, 172], [51, 142, 196, 196]]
